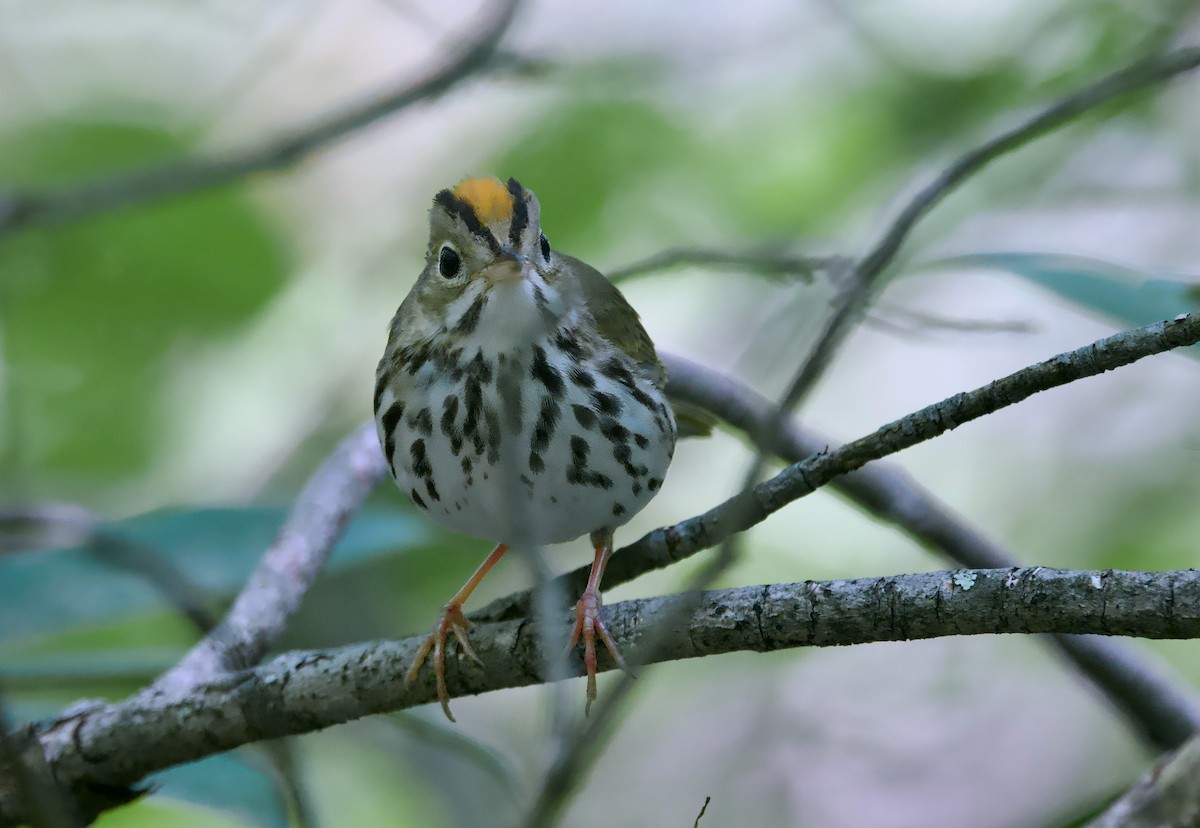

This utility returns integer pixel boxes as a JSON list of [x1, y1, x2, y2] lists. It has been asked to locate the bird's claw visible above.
[[406, 603, 478, 722], [566, 589, 627, 716]]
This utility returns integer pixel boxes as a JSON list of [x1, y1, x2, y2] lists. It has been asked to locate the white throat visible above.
[[449, 271, 573, 353]]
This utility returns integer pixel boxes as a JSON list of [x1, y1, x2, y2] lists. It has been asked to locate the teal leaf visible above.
[[938, 252, 1200, 330], [151, 752, 290, 828], [1, 646, 171, 693], [0, 506, 432, 644]]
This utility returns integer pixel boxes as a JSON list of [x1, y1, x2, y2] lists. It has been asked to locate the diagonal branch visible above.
[[1088, 732, 1200, 827], [776, 43, 1200, 416], [605, 247, 837, 284], [152, 422, 387, 695], [0, 0, 522, 238], [8, 566, 1200, 825]]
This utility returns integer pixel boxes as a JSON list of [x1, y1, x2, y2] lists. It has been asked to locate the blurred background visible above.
[[3, 0, 1200, 825]]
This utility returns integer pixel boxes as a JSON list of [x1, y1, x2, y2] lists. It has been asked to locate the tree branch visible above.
[[0, 0, 522, 238], [5, 566, 1198, 824], [775, 44, 1200, 415], [0, 690, 86, 828], [9, 309, 1197, 821], [1088, 732, 1200, 827], [513, 311, 1200, 826], [152, 422, 387, 695], [605, 247, 837, 284]]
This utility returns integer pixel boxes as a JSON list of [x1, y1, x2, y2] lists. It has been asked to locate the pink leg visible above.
[[566, 530, 628, 715], [407, 543, 508, 722]]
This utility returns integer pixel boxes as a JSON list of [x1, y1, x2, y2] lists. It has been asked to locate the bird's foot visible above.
[[566, 588, 627, 716], [406, 603, 482, 722]]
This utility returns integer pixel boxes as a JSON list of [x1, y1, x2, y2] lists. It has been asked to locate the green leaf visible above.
[[1, 647, 170, 693], [0, 118, 289, 483], [0, 506, 433, 644], [936, 252, 1200, 331], [151, 752, 290, 828]]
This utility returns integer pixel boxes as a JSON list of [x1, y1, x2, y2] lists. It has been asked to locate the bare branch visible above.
[[781, 44, 1200, 414], [865, 305, 1036, 336], [155, 278, 1193, 706], [605, 247, 837, 284], [8, 566, 1200, 824], [0, 503, 94, 554], [152, 422, 387, 695], [515, 313, 1200, 826], [1088, 733, 1200, 828], [0, 690, 85, 827], [0, 0, 522, 238]]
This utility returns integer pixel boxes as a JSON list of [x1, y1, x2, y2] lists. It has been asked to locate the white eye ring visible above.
[[438, 243, 462, 278]]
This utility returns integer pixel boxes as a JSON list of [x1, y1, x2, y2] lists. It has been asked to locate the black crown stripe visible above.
[[506, 177, 529, 247], [434, 189, 501, 253]]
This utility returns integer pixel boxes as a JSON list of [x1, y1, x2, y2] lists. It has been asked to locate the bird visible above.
[[374, 176, 678, 721]]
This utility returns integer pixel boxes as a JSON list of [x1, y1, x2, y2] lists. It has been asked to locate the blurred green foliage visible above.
[[496, 96, 694, 254], [151, 754, 291, 828], [0, 120, 288, 487]]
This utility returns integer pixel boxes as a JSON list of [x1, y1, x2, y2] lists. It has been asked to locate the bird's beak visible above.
[[476, 248, 523, 285]]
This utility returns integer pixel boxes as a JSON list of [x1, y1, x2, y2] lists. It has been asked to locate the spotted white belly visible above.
[[376, 336, 675, 546]]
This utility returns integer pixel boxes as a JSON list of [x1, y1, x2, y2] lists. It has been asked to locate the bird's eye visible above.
[[438, 244, 461, 278], [539, 233, 551, 261]]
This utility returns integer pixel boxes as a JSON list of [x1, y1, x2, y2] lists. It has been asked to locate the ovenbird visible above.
[[374, 177, 677, 720]]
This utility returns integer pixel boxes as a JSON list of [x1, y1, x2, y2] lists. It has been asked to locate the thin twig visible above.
[[0, 0, 522, 239], [254, 741, 318, 828], [865, 305, 1036, 337], [152, 422, 387, 695], [606, 247, 835, 284], [1086, 732, 1200, 827], [782, 43, 1200, 416], [12, 565, 1200, 825], [0, 503, 94, 554]]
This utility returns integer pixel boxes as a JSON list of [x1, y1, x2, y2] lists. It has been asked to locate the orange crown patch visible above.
[[451, 177, 514, 225]]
